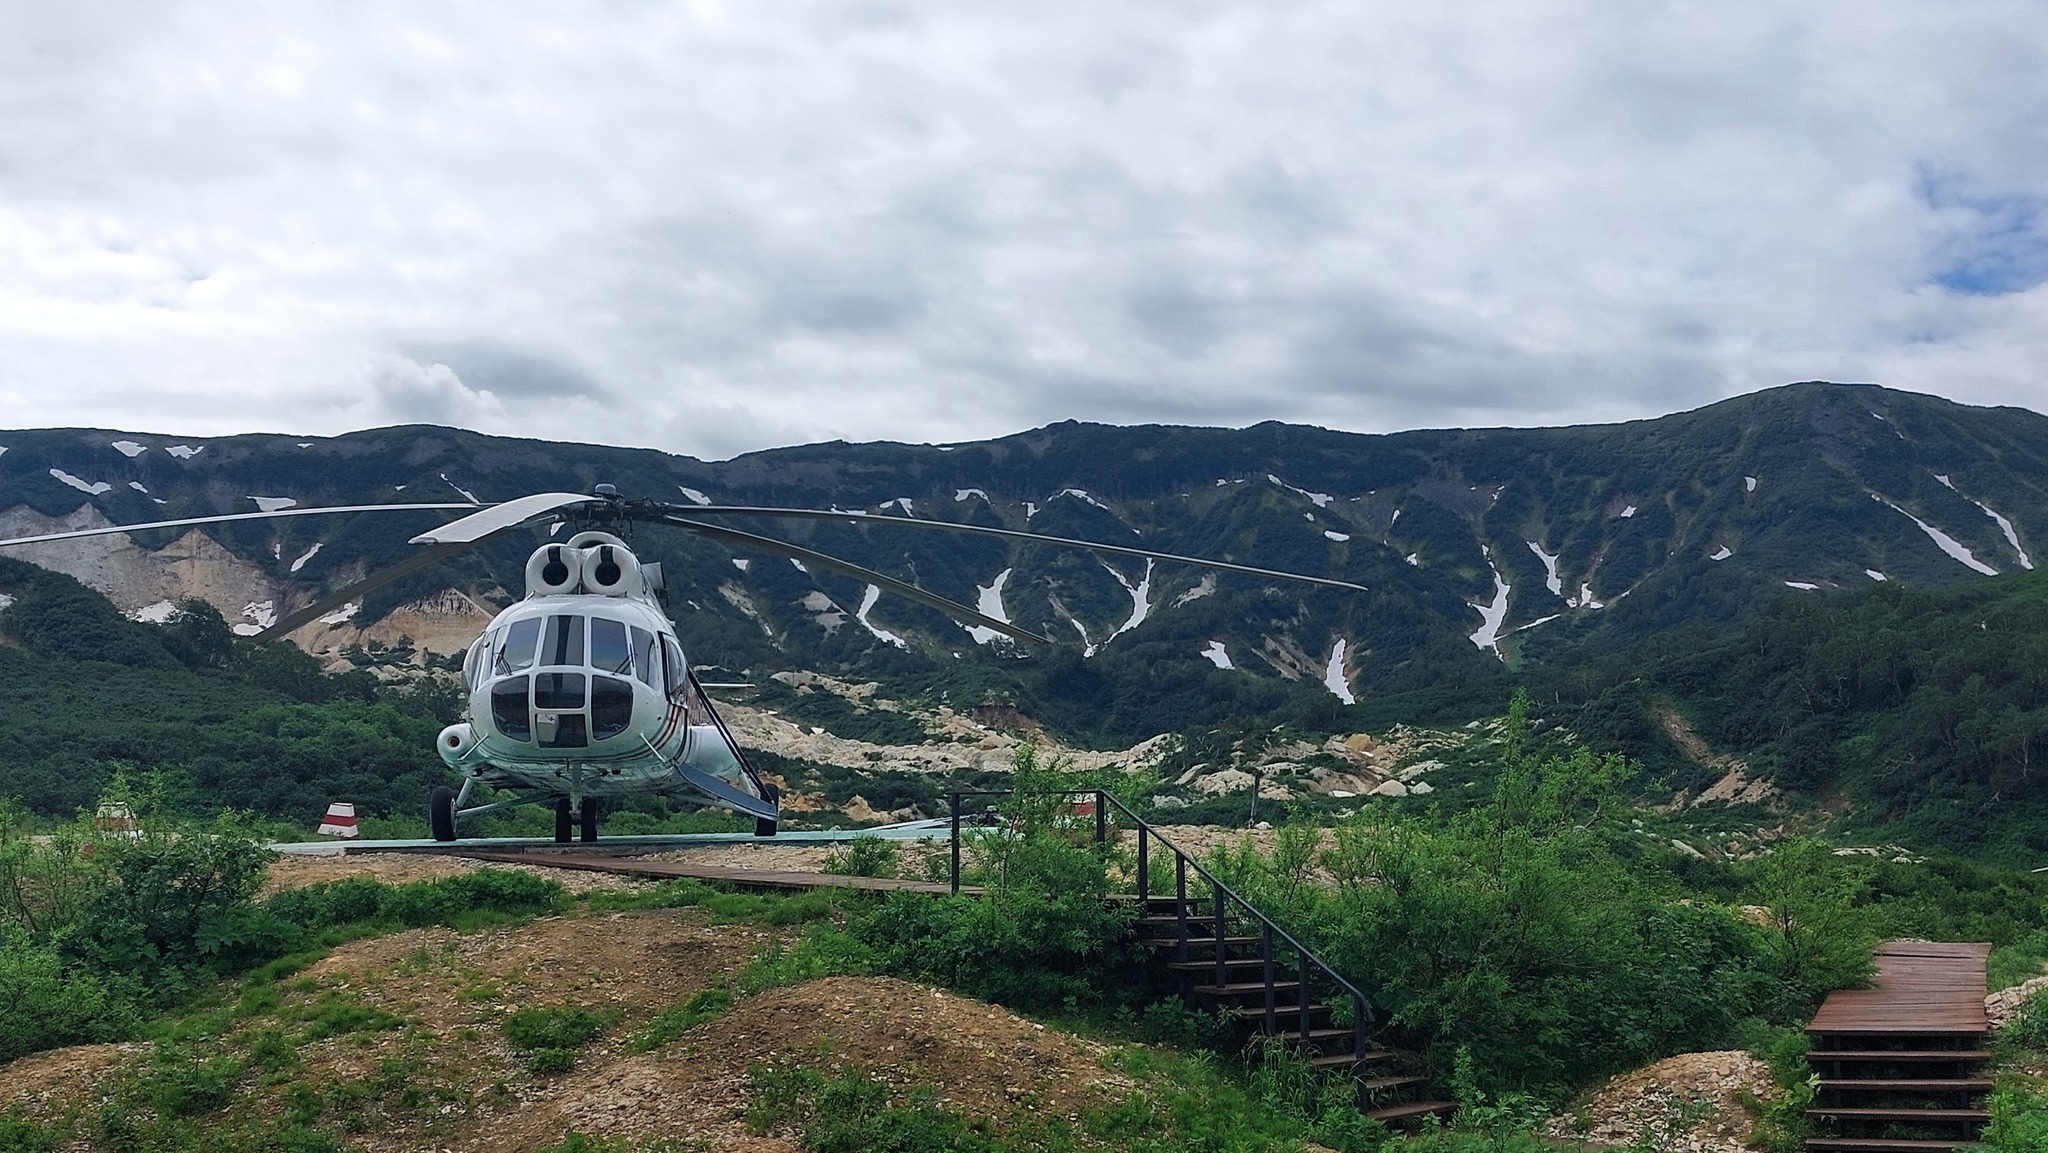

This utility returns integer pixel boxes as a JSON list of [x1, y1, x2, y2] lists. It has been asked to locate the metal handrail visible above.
[[944, 786, 1377, 1053]]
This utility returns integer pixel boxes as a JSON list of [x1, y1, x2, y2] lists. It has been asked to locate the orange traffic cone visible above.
[[317, 802, 359, 838]]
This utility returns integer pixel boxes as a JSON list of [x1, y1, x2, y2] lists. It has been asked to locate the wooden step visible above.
[[1365, 1100, 1456, 1123], [1192, 981, 1302, 997], [1306, 1051, 1396, 1069], [1137, 915, 1222, 927], [1818, 1079, 1994, 1092], [1146, 936, 1261, 950], [1229, 1003, 1326, 1019], [1264, 1026, 1356, 1044], [1807, 1107, 1988, 1122], [1811, 1051, 1991, 1063], [1167, 957, 1271, 972], [1364, 1074, 1429, 1091], [1805, 1140, 1986, 1152]]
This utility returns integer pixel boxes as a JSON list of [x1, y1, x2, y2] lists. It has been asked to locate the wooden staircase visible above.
[[947, 787, 1454, 1125], [1804, 942, 1993, 1153]]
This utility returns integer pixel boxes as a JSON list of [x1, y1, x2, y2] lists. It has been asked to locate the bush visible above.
[[0, 936, 130, 1060], [823, 836, 899, 878], [503, 1005, 615, 1073]]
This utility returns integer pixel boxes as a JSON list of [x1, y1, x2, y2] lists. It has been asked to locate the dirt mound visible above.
[[478, 976, 1125, 1152], [262, 850, 647, 896], [1547, 1050, 1772, 1153], [0, 1042, 140, 1119]]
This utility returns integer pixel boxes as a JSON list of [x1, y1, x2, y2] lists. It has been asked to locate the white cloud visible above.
[[0, 2, 2044, 454]]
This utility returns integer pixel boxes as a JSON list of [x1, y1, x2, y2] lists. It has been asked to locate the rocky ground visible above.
[[1546, 1050, 1774, 1153]]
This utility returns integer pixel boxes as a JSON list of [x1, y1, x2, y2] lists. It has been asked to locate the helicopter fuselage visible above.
[[431, 533, 775, 829]]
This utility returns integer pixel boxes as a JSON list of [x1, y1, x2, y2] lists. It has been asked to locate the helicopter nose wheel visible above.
[[430, 786, 457, 843], [554, 797, 601, 844]]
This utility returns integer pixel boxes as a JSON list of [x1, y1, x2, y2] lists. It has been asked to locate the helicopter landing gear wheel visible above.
[[753, 781, 780, 838], [580, 797, 600, 843], [430, 786, 457, 842], [553, 798, 573, 844]]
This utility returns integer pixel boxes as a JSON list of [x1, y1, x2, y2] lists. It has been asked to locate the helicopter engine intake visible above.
[[525, 544, 584, 596]]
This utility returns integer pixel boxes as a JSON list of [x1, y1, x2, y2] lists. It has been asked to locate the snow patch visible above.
[[0, 593, 12, 611], [1389, 509, 1401, 525], [1710, 546, 1732, 561], [1023, 502, 1038, 519], [1745, 476, 1757, 493], [164, 445, 203, 459], [954, 489, 987, 503], [1267, 474, 1334, 508], [881, 498, 915, 514], [1467, 548, 1511, 659], [232, 600, 278, 636], [678, 486, 711, 505], [1933, 473, 1955, 490], [1323, 530, 1350, 542], [130, 600, 179, 623], [789, 558, 808, 574], [1618, 505, 1638, 518], [297, 442, 314, 449], [249, 496, 296, 512], [1784, 582, 1820, 591], [1874, 496, 1998, 575], [964, 568, 1014, 645], [1054, 488, 1113, 512], [1866, 570, 1888, 581], [1569, 583, 1604, 610], [1323, 639, 1355, 704], [49, 469, 111, 495], [289, 543, 323, 572], [128, 481, 148, 494], [441, 474, 481, 504], [853, 585, 907, 648], [110, 440, 146, 457], [1200, 640, 1232, 670], [1404, 553, 1419, 566], [1972, 500, 2033, 569], [318, 602, 360, 626], [1515, 614, 1561, 633], [731, 558, 751, 572], [1102, 560, 1155, 646], [1527, 541, 1562, 596]]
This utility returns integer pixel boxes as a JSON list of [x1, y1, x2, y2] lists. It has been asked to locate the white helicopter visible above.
[[0, 486, 1365, 843]]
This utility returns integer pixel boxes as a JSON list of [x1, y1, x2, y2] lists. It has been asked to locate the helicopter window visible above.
[[462, 638, 487, 693], [494, 618, 541, 675], [490, 677, 531, 741], [538, 713, 588, 749], [592, 676, 634, 740], [631, 628, 658, 688], [590, 617, 632, 675], [661, 636, 686, 698], [541, 614, 584, 667], [533, 671, 586, 711]]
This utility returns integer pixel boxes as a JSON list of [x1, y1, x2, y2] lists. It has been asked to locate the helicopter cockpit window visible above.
[[462, 637, 487, 693], [631, 627, 658, 689], [661, 636, 686, 699], [491, 677, 531, 741], [592, 676, 634, 740], [494, 617, 541, 675], [541, 614, 584, 667], [590, 617, 632, 675]]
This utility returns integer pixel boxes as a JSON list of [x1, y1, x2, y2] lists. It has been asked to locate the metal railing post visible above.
[[949, 791, 961, 895], [1136, 826, 1148, 900], [1299, 949, 1313, 1036], [1213, 885, 1228, 990], [1094, 790, 1106, 845], [1263, 925, 1276, 1037], [1175, 854, 1189, 962]]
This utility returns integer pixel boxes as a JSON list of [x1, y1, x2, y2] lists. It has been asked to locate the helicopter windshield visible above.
[[591, 617, 632, 675]]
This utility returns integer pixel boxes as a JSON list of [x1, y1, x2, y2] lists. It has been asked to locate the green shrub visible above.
[[504, 1006, 615, 1073], [823, 836, 898, 878], [0, 936, 129, 1060], [627, 985, 734, 1053]]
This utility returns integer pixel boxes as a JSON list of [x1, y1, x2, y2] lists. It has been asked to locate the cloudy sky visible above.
[[1, 1, 2043, 459]]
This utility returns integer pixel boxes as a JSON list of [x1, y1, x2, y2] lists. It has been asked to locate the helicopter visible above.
[[0, 485, 1366, 843]]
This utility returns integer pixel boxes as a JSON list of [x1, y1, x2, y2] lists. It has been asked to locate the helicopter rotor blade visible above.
[[253, 542, 476, 642], [0, 503, 479, 551], [670, 505, 1368, 592], [408, 492, 598, 544], [659, 513, 1051, 645]]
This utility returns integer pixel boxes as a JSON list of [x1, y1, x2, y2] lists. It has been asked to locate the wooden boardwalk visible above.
[[1806, 941, 1992, 1153], [1808, 941, 1991, 1036], [460, 850, 980, 895]]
